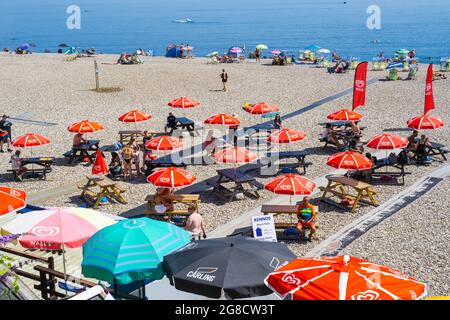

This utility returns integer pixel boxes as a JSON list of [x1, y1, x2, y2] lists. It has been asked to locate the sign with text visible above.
[[251, 214, 277, 242]]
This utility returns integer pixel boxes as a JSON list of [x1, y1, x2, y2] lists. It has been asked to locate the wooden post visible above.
[[48, 256, 56, 294], [94, 60, 99, 91]]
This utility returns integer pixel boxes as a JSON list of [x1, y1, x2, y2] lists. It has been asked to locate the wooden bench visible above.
[[261, 204, 319, 229], [7, 168, 51, 181], [319, 174, 378, 213]]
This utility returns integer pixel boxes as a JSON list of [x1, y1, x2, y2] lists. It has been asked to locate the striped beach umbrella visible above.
[[168, 97, 200, 109], [245, 102, 280, 115], [145, 136, 183, 151], [407, 114, 444, 130], [0, 186, 26, 216], [265, 174, 316, 195], [82, 218, 191, 285], [327, 151, 373, 170], [327, 109, 363, 121], [118, 109, 152, 123], [204, 114, 240, 126], [367, 133, 408, 150], [267, 128, 306, 144], [213, 146, 257, 164], [264, 255, 427, 300], [1, 207, 117, 283], [68, 120, 104, 134], [11, 133, 51, 148], [147, 167, 197, 188]]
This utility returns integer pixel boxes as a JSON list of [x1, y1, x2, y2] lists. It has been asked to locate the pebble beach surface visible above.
[[1, 53, 449, 296]]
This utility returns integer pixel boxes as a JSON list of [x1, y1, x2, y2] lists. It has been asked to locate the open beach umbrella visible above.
[[256, 44, 268, 50], [118, 109, 152, 123], [147, 167, 196, 188], [82, 217, 191, 286], [163, 235, 296, 299], [264, 255, 427, 300], [407, 114, 444, 130], [265, 174, 316, 195], [327, 109, 363, 121], [228, 47, 243, 54], [118, 108, 152, 131], [11, 133, 51, 148], [367, 133, 408, 150], [145, 136, 183, 151], [397, 49, 410, 55], [2, 207, 117, 283], [168, 97, 200, 109], [327, 151, 373, 170], [317, 48, 331, 54], [265, 174, 316, 204], [92, 149, 108, 175], [245, 102, 279, 115], [0, 187, 26, 216], [305, 44, 321, 51], [213, 146, 257, 164], [204, 114, 240, 126], [267, 128, 306, 144], [19, 44, 30, 51], [68, 120, 104, 134]]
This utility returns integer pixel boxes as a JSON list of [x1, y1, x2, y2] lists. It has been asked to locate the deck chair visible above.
[[405, 66, 418, 80]]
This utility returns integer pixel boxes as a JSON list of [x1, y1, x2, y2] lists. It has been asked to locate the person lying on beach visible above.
[[10, 150, 28, 181], [72, 133, 87, 148]]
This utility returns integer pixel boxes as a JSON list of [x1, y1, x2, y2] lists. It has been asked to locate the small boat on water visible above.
[[174, 17, 193, 23], [371, 39, 382, 44]]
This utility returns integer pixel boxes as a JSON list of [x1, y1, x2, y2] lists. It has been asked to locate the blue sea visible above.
[[1, 0, 449, 61]]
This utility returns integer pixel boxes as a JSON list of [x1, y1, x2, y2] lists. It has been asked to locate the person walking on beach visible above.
[[273, 114, 282, 129], [221, 69, 228, 92], [0, 115, 12, 153], [255, 47, 261, 62], [184, 211, 207, 239]]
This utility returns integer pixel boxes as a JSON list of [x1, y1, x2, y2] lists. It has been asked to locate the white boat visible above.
[[174, 17, 193, 23]]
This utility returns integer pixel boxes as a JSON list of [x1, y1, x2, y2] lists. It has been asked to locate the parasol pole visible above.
[[62, 243, 68, 295]]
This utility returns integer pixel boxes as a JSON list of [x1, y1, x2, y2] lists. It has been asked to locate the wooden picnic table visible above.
[[145, 193, 200, 219], [8, 157, 55, 181], [68, 140, 100, 164], [169, 117, 202, 136], [319, 174, 378, 213], [411, 142, 449, 161], [266, 150, 312, 174], [118, 130, 148, 145], [78, 174, 127, 208], [261, 204, 319, 229], [370, 158, 408, 185], [206, 168, 261, 200]]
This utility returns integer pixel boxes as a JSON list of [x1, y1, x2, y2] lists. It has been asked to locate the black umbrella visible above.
[[163, 235, 296, 299]]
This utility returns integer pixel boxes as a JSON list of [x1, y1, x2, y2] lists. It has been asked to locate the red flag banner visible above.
[[352, 62, 369, 111], [424, 64, 435, 114], [92, 149, 108, 175]]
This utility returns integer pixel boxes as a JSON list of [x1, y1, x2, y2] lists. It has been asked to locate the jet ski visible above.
[[174, 17, 193, 23]]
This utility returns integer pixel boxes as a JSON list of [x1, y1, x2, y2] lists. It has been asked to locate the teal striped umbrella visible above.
[[81, 218, 191, 285]]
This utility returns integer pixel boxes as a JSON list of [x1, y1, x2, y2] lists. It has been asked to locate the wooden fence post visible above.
[[94, 60, 99, 91]]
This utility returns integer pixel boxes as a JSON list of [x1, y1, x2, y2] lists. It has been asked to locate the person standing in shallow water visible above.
[[221, 69, 228, 92]]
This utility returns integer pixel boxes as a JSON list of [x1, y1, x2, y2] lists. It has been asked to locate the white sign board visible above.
[[251, 214, 277, 242]]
